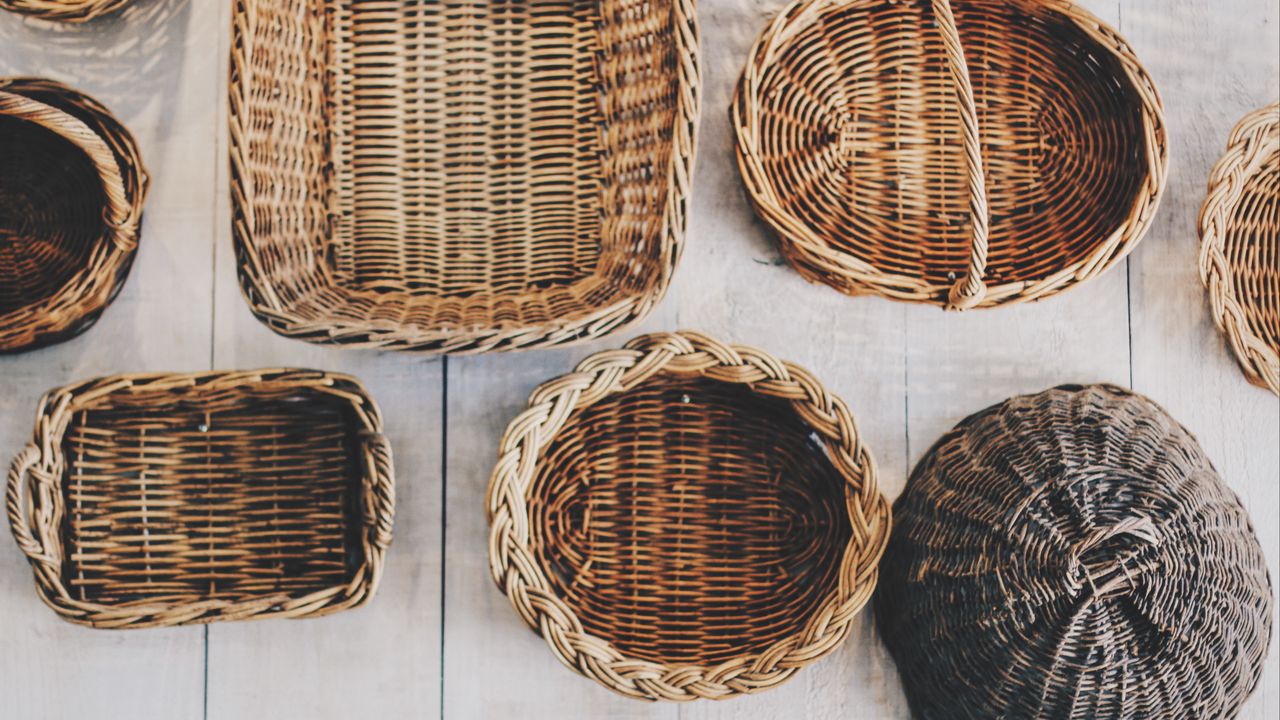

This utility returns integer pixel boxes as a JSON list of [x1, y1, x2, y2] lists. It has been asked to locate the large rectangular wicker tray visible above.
[[5, 369, 394, 629], [229, 0, 700, 354]]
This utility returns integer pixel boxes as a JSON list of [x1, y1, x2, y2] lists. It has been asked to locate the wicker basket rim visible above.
[[1198, 102, 1280, 394], [228, 0, 702, 355], [733, 0, 1168, 309], [0, 0, 130, 22], [5, 369, 394, 629], [0, 77, 149, 352], [485, 330, 891, 701]]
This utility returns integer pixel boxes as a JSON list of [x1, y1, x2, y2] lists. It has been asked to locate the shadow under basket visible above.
[[0, 77, 147, 353], [229, 0, 700, 354], [0, 0, 131, 22], [733, 0, 1167, 309], [6, 370, 395, 629], [1199, 102, 1279, 394], [487, 331, 890, 701]]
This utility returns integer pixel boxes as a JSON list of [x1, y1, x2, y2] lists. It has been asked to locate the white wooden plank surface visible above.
[[0, 0, 1276, 718]]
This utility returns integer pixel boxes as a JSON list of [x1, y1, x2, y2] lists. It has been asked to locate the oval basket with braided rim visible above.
[[1199, 103, 1280, 394], [0, 77, 147, 353], [486, 331, 890, 701], [6, 369, 395, 629], [733, 0, 1167, 310], [0, 0, 129, 21], [877, 384, 1274, 719], [230, 0, 700, 354]]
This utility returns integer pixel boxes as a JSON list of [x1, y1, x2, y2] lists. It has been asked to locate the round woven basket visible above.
[[734, 0, 1167, 309], [487, 331, 890, 701], [1199, 103, 1279, 395], [0, 0, 130, 21], [877, 384, 1274, 719], [0, 77, 146, 353]]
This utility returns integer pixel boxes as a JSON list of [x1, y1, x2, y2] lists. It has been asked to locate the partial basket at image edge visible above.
[[734, 0, 1167, 309], [486, 331, 890, 701], [229, 0, 700, 354], [0, 0, 131, 21], [877, 384, 1273, 719], [0, 77, 147, 353], [5, 369, 395, 629], [1199, 102, 1280, 394]]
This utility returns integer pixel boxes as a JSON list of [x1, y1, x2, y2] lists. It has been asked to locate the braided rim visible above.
[[0, 77, 149, 353], [732, 0, 1168, 310], [5, 369, 395, 630], [1198, 102, 1280, 395], [0, 0, 131, 22], [228, 0, 701, 354], [485, 331, 891, 701]]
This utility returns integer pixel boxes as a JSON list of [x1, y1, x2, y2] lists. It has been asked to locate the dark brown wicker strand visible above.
[[6, 369, 395, 629], [733, 0, 1167, 309], [487, 331, 890, 701], [877, 384, 1274, 720], [229, 0, 701, 354], [0, 0, 130, 21], [0, 77, 147, 353]]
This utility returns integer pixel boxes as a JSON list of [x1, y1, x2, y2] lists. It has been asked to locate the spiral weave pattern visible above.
[[6, 369, 395, 629], [878, 384, 1274, 719], [486, 331, 890, 701], [733, 0, 1167, 309], [0, 0, 130, 22], [230, 0, 701, 354], [1199, 103, 1279, 394], [0, 77, 147, 353]]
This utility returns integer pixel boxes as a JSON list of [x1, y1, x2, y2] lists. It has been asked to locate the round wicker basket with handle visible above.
[[1199, 103, 1279, 394], [877, 384, 1274, 719], [0, 77, 147, 353], [734, 0, 1167, 309], [0, 0, 131, 22], [487, 331, 890, 701]]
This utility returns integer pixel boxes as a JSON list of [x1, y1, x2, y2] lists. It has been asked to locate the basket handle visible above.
[[0, 89, 139, 251], [931, 0, 990, 310], [6, 447, 47, 562]]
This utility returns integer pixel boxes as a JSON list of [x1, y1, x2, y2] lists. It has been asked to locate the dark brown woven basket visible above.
[[6, 369, 395, 629], [733, 0, 1167, 309], [0, 77, 147, 353], [487, 331, 890, 701], [0, 0, 130, 21], [229, 0, 700, 354], [877, 384, 1274, 719]]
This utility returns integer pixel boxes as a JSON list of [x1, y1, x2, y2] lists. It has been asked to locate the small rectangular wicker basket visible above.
[[229, 0, 700, 354], [5, 369, 394, 629]]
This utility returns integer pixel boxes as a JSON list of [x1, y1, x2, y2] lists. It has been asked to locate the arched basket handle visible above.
[[0, 89, 138, 252], [932, 0, 990, 310], [6, 446, 48, 562]]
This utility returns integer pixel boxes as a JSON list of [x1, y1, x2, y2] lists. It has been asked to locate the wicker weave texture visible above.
[[230, 0, 700, 354], [734, 0, 1167, 309], [0, 0, 129, 21], [1200, 103, 1280, 394], [6, 369, 395, 629], [487, 331, 890, 701], [0, 77, 147, 353], [877, 384, 1274, 720]]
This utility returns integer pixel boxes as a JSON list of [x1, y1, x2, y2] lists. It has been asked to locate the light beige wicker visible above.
[[0, 0, 130, 21], [0, 77, 147, 353], [229, 0, 700, 354], [1199, 103, 1279, 394], [733, 0, 1167, 309], [6, 369, 394, 629], [487, 331, 890, 701]]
